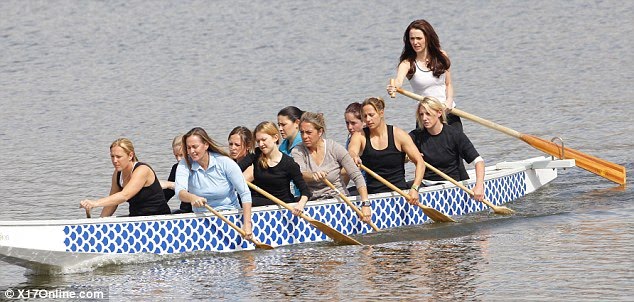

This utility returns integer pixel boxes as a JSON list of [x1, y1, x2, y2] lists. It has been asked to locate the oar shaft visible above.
[[204, 204, 274, 250], [360, 162, 456, 223], [247, 181, 362, 245], [451, 108, 521, 138], [323, 179, 380, 232], [204, 204, 246, 237], [423, 163, 472, 195], [396, 88, 521, 138], [247, 182, 295, 212], [358, 164, 410, 198], [423, 162, 493, 208]]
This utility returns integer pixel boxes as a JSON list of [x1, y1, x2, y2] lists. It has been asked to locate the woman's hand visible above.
[[79, 199, 96, 210], [407, 189, 419, 205], [386, 83, 397, 96], [311, 171, 327, 182], [360, 206, 371, 223], [242, 221, 253, 240], [191, 197, 207, 208], [292, 203, 305, 216], [352, 155, 362, 166], [472, 182, 485, 202]]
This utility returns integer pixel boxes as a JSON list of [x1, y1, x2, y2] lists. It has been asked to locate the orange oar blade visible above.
[[520, 134, 626, 185]]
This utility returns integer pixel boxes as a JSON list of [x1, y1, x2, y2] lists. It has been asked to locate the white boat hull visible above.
[[0, 156, 572, 271]]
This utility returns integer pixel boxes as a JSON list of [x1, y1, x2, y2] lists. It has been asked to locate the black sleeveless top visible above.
[[117, 162, 171, 216], [360, 125, 407, 194]]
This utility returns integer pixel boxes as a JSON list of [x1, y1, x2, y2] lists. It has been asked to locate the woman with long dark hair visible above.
[[386, 19, 462, 132]]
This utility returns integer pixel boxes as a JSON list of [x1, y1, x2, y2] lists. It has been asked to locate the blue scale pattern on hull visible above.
[[63, 172, 525, 254]]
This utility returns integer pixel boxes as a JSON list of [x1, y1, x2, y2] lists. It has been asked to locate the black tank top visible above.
[[117, 162, 171, 216], [361, 125, 407, 194]]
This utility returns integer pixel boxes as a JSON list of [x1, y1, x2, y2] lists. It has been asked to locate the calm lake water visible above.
[[1, 0, 632, 301]]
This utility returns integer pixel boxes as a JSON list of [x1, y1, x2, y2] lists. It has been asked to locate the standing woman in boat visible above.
[[410, 97, 485, 201], [348, 97, 425, 204], [344, 102, 365, 149], [292, 112, 371, 222], [175, 127, 253, 238], [80, 138, 171, 217], [386, 19, 462, 132], [245, 121, 312, 215], [228, 126, 257, 171]]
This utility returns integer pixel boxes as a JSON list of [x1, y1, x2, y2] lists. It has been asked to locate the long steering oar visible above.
[[358, 164, 455, 223], [247, 182, 362, 245], [204, 204, 274, 250], [395, 87, 626, 185], [322, 178, 380, 231], [423, 162, 515, 215]]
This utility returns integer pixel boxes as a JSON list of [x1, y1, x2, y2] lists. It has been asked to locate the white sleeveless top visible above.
[[409, 61, 456, 108]]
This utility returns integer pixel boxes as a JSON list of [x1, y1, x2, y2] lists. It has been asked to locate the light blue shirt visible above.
[[175, 151, 252, 213]]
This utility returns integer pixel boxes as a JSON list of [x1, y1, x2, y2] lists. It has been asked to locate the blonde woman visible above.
[[80, 138, 171, 217], [245, 121, 311, 215], [410, 97, 485, 201]]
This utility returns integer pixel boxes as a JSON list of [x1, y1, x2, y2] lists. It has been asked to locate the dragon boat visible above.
[[0, 156, 574, 272]]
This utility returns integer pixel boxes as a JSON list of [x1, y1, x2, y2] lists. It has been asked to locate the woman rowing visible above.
[[348, 97, 425, 204], [80, 138, 171, 217], [175, 127, 252, 239], [410, 97, 485, 201], [245, 121, 312, 215], [292, 112, 371, 222]]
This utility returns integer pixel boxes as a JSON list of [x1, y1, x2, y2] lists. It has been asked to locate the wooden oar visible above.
[[396, 87, 627, 185], [322, 178, 380, 231], [203, 204, 274, 250], [358, 164, 455, 223], [247, 182, 362, 245], [423, 162, 515, 215], [85, 208, 92, 218]]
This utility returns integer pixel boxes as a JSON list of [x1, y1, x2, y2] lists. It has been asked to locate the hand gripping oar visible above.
[[322, 178, 380, 231], [395, 87, 627, 185], [204, 204, 274, 250], [423, 162, 515, 215], [247, 182, 362, 245], [358, 164, 455, 223]]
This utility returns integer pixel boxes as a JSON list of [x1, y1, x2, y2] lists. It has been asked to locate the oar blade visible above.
[[254, 241, 275, 250], [491, 206, 515, 215], [307, 218, 362, 246], [520, 134, 626, 185], [418, 204, 456, 222]]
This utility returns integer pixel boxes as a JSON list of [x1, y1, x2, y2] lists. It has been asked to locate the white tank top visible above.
[[409, 61, 456, 107]]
